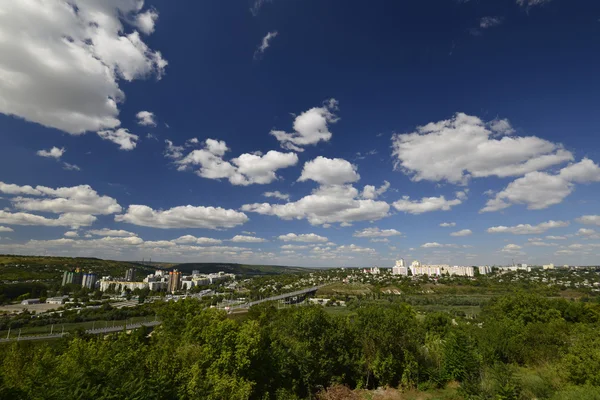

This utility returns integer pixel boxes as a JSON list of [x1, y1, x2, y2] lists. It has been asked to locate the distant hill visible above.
[[0, 254, 155, 282], [169, 262, 312, 276]]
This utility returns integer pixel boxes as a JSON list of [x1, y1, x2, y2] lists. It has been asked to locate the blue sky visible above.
[[1, 0, 600, 267]]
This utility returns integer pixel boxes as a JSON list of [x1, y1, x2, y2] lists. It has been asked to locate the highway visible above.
[[0, 321, 161, 343]]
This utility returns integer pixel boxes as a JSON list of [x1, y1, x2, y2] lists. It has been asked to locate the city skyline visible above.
[[1, 0, 600, 267]]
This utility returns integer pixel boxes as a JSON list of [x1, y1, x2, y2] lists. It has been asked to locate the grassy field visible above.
[[0, 315, 155, 338], [317, 283, 372, 296]]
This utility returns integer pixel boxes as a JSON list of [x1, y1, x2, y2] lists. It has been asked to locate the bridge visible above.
[[228, 285, 323, 310], [0, 321, 161, 343]]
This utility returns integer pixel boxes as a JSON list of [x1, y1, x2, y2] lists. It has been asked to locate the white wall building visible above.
[[392, 259, 408, 276]]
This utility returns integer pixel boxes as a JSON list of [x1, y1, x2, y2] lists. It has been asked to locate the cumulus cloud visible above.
[[421, 242, 461, 249], [0, 211, 96, 228], [353, 227, 402, 238], [576, 215, 600, 226], [361, 181, 390, 200], [440, 222, 456, 227], [5, 184, 121, 216], [115, 204, 248, 229], [0, 226, 14, 232], [230, 235, 268, 243], [501, 244, 523, 254], [173, 235, 222, 245], [298, 157, 360, 185], [451, 229, 472, 237], [487, 220, 569, 235], [278, 233, 328, 243], [64, 231, 79, 238], [172, 139, 298, 185], [87, 228, 138, 237], [242, 184, 390, 226], [254, 31, 278, 59], [0, 182, 120, 228], [392, 193, 465, 214], [0, 1, 166, 140], [97, 129, 139, 150], [481, 158, 600, 212], [546, 236, 567, 240], [136, 111, 156, 127], [392, 113, 573, 184], [37, 147, 65, 159], [133, 8, 159, 35], [270, 99, 339, 152], [263, 191, 290, 200]]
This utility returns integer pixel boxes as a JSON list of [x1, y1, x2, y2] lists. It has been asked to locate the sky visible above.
[[0, 0, 600, 268]]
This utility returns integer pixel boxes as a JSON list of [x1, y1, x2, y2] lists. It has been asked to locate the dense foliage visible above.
[[0, 292, 599, 399]]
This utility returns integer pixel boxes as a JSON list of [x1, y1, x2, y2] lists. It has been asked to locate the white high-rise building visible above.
[[392, 259, 408, 276], [543, 264, 554, 270]]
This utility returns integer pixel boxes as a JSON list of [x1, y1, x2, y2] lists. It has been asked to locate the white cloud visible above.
[[250, 0, 272, 16], [136, 111, 156, 127], [270, 99, 339, 151], [451, 229, 472, 237], [8, 184, 121, 216], [0, 182, 41, 196], [502, 244, 523, 253], [298, 157, 360, 186], [242, 184, 390, 226], [97, 129, 139, 150], [487, 220, 569, 235], [173, 235, 222, 245], [370, 238, 389, 243], [353, 227, 402, 238], [263, 191, 290, 200], [577, 228, 597, 237], [0, 211, 96, 228], [528, 241, 557, 247], [440, 222, 456, 227], [577, 215, 600, 226], [87, 229, 137, 237], [482, 158, 600, 212], [254, 31, 278, 59], [278, 233, 328, 243], [480, 17, 503, 29], [0, 1, 166, 138], [280, 244, 310, 250], [421, 242, 458, 248], [555, 249, 575, 256], [546, 236, 567, 240], [186, 138, 200, 146], [392, 113, 573, 184], [0, 226, 14, 232], [115, 204, 248, 229], [64, 231, 79, 238], [62, 162, 81, 171], [165, 140, 185, 159], [516, 0, 552, 7], [134, 9, 159, 35], [392, 193, 465, 214], [361, 181, 390, 200], [174, 139, 298, 185], [230, 235, 268, 243], [37, 147, 65, 159]]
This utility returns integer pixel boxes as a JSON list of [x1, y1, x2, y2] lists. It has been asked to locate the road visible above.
[[0, 321, 162, 343]]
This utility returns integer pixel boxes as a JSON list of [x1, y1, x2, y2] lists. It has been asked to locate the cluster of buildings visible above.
[[98, 269, 234, 294], [391, 259, 491, 277], [61, 268, 98, 289]]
